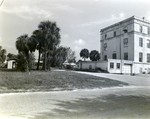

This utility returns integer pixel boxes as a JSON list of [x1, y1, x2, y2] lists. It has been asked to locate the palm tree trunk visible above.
[[25, 52, 29, 73], [27, 52, 30, 73], [44, 49, 47, 71], [37, 49, 41, 70]]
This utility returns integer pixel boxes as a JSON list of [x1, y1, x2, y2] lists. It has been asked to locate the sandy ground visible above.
[[0, 71, 150, 119]]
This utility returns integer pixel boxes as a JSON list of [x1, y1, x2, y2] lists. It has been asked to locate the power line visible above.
[[0, 0, 5, 7]]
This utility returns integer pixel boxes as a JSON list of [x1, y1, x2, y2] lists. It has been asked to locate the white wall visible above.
[[134, 34, 150, 63], [96, 61, 108, 71], [134, 23, 148, 34], [79, 61, 96, 69], [134, 23, 140, 32], [107, 59, 122, 73], [77, 59, 150, 74], [133, 62, 150, 74], [7, 60, 15, 69], [77, 61, 108, 71]]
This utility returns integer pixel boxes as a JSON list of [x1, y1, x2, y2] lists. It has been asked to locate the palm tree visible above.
[[16, 34, 29, 54], [80, 48, 89, 61], [16, 34, 30, 71], [38, 21, 61, 71], [31, 29, 44, 70], [89, 50, 100, 61]]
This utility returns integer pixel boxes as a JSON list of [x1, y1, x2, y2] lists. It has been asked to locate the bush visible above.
[[96, 67, 108, 73], [0, 63, 7, 68], [74, 67, 108, 73], [16, 53, 27, 71]]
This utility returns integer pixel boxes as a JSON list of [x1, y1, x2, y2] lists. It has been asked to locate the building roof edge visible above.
[[100, 16, 150, 32]]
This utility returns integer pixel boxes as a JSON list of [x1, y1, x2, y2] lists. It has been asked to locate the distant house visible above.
[[63, 61, 76, 69], [7, 58, 17, 69]]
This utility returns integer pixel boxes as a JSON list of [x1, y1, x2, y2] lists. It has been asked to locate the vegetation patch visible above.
[[0, 71, 128, 93]]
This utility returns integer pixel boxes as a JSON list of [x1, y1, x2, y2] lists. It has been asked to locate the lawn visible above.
[[0, 70, 128, 93]]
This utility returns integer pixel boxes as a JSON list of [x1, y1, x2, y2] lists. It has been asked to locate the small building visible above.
[[63, 62, 76, 69], [77, 58, 150, 74], [77, 59, 136, 74], [7, 58, 17, 69]]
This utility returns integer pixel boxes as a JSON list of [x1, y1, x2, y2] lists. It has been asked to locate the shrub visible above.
[[16, 53, 27, 71]]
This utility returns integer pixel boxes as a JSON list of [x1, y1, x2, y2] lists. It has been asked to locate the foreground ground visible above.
[[0, 70, 150, 119], [0, 70, 128, 93]]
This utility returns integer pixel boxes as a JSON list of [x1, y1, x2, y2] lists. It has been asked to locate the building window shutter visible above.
[[139, 37, 143, 47], [104, 43, 107, 51], [112, 53, 117, 59], [147, 53, 150, 63], [139, 52, 143, 62], [116, 63, 120, 69], [124, 53, 128, 60], [110, 62, 114, 69]]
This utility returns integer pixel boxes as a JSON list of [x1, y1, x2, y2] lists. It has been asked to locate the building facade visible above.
[[100, 16, 150, 74]]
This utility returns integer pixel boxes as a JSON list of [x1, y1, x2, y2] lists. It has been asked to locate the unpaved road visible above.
[[0, 72, 150, 119]]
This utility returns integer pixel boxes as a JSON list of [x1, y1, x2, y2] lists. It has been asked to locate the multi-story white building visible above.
[[100, 16, 150, 74]]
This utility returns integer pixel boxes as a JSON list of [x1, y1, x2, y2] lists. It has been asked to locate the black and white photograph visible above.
[[0, 0, 150, 119]]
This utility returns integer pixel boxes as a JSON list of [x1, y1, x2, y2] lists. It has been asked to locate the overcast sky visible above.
[[1, 0, 150, 60]]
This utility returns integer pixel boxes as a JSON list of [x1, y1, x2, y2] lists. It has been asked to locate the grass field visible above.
[[0, 70, 128, 93]]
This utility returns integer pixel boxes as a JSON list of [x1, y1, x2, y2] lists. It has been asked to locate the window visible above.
[[112, 53, 116, 59], [123, 38, 128, 45], [104, 55, 107, 61], [147, 39, 150, 48], [140, 25, 142, 33], [110, 62, 114, 69], [116, 63, 120, 69], [148, 28, 150, 35], [105, 34, 107, 39], [89, 65, 92, 69], [147, 53, 150, 63], [139, 37, 143, 47], [114, 31, 116, 37], [123, 27, 128, 33], [139, 52, 143, 62], [124, 53, 128, 60], [104, 43, 107, 51]]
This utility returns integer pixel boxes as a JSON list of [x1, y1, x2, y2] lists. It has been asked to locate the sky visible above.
[[1, 0, 150, 60]]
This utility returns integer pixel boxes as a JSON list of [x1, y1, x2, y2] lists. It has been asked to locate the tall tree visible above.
[[30, 30, 43, 70], [16, 34, 30, 71], [55, 46, 68, 68], [80, 48, 89, 61], [89, 50, 100, 61], [38, 21, 61, 71], [0, 46, 7, 64], [66, 47, 76, 63]]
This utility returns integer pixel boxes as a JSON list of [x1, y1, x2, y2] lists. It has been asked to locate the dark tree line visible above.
[[15, 21, 76, 71], [80, 48, 100, 61]]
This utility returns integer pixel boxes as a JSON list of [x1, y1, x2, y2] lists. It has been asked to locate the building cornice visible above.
[[100, 16, 150, 32]]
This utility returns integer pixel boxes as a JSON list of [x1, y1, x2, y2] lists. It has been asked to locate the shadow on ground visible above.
[[31, 94, 150, 119]]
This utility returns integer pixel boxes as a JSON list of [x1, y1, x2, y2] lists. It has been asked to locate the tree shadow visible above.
[[31, 94, 150, 119]]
